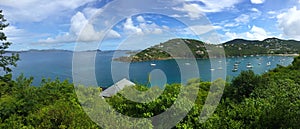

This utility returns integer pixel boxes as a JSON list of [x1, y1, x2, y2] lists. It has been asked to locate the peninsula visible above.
[[114, 38, 300, 62]]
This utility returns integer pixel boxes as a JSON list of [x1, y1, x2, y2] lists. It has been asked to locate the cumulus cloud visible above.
[[136, 16, 146, 23], [246, 25, 268, 40], [3, 26, 27, 39], [173, 3, 205, 19], [250, 0, 265, 4], [224, 25, 271, 41], [235, 14, 250, 23], [173, 0, 240, 19], [39, 11, 121, 43], [277, 6, 300, 40], [123, 18, 143, 35], [122, 16, 169, 35], [0, 0, 97, 22]]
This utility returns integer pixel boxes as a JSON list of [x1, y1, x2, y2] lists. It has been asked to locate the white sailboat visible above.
[[150, 63, 156, 66], [246, 62, 253, 69]]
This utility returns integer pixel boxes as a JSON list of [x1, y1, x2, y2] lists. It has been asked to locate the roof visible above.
[[100, 78, 135, 97]]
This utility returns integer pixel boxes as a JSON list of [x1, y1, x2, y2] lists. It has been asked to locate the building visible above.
[[99, 78, 135, 98]]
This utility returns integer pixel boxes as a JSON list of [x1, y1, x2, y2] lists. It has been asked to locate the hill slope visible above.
[[115, 38, 300, 62]]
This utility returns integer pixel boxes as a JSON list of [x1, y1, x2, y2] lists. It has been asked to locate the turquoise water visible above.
[[11, 51, 294, 87]]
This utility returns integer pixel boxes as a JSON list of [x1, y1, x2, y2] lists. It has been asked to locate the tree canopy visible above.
[[0, 10, 19, 74]]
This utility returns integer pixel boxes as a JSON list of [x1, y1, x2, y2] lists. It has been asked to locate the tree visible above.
[[0, 10, 19, 74], [224, 70, 261, 102]]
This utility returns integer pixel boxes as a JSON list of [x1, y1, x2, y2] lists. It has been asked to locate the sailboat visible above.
[[246, 62, 253, 69], [150, 63, 156, 66], [232, 64, 238, 72], [185, 62, 191, 65]]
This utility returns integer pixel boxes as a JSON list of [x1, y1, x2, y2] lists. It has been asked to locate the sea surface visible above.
[[10, 51, 294, 87]]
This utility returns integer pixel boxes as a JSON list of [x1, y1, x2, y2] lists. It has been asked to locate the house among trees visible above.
[[100, 78, 135, 98]]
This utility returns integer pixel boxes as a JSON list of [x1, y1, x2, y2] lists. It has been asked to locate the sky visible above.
[[1, 0, 300, 51]]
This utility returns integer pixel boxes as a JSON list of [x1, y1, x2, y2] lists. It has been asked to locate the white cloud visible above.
[[3, 25, 49, 43], [224, 23, 239, 27], [82, 7, 103, 19], [169, 14, 182, 18], [224, 32, 239, 40], [187, 25, 222, 35], [268, 11, 276, 15], [250, 0, 265, 4], [123, 16, 168, 35], [0, 0, 96, 22], [277, 6, 300, 40], [173, 3, 205, 19], [39, 11, 121, 43], [250, 8, 260, 12], [123, 18, 143, 35], [235, 14, 250, 23], [136, 16, 146, 23], [221, 14, 250, 28], [246, 25, 268, 40], [224, 25, 271, 41], [173, 0, 240, 19], [3, 26, 27, 39]]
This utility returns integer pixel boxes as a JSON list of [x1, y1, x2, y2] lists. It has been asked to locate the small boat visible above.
[[246, 62, 253, 69], [210, 68, 215, 71], [258, 63, 261, 65], [150, 63, 156, 66], [267, 62, 271, 66], [217, 67, 223, 70], [232, 64, 238, 72], [235, 61, 241, 64], [232, 68, 238, 72], [185, 62, 191, 65]]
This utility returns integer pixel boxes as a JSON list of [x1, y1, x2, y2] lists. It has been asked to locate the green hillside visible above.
[[224, 38, 300, 56], [115, 38, 300, 62]]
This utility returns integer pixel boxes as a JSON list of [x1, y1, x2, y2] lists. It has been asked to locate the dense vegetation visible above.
[[115, 38, 300, 62], [0, 56, 299, 128], [224, 38, 300, 56]]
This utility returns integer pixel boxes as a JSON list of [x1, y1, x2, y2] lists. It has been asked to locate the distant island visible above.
[[114, 38, 300, 62]]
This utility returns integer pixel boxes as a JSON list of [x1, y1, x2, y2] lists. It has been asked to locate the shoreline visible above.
[[272, 54, 299, 57], [114, 53, 299, 62]]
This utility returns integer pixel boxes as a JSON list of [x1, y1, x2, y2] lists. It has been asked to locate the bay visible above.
[[11, 51, 294, 87]]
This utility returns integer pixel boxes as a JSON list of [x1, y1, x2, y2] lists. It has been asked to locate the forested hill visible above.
[[223, 37, 300, 56], [114, 38, 300, 62]]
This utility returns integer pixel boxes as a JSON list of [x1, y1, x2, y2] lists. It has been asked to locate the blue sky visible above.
[[1, 0, 300, 51]]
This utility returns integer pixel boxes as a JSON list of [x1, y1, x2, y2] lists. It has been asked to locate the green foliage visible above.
[[0, 10, 19, 74], [224, 38, 300, 56], [224, 70, 262, 102], [0, 56, 299, 128]]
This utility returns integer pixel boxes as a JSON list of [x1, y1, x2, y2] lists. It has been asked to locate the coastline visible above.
[[272, 53, 299, 57], [114, 53, 299, 62]]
